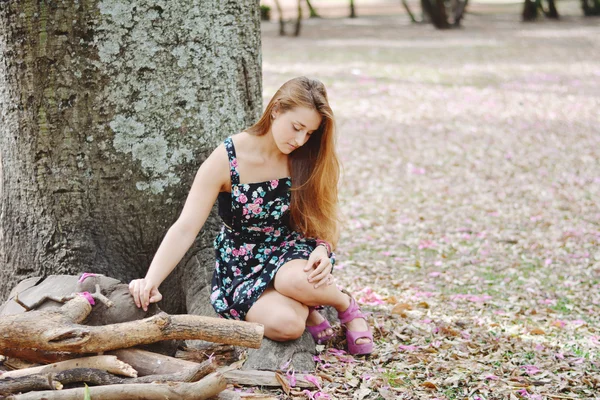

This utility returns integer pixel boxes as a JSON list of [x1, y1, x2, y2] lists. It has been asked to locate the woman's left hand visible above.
[[304, 246, 334, 289]]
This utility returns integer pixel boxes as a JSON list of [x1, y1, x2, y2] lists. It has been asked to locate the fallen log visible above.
[[0, 355, 137, 379], [0, 361, 215, 396], [0, 349, 83, 365], [0, 295, 264, 353], [107, 348, 199, 376], [217, 391, 278, 399], [176, 343, 240, 367], [6, 371, 227, 400], [223, 370, 319, 389], [0, 374, 63, 396]]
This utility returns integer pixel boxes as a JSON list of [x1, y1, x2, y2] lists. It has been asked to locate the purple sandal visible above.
[[338, 295, 373, 355], [306, 307, 335, 344]]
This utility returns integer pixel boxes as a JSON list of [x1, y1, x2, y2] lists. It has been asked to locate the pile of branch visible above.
[[0, 290, 319, 399]]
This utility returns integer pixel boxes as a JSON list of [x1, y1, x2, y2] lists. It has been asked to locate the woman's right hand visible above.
[[128, 278, 163, 312]]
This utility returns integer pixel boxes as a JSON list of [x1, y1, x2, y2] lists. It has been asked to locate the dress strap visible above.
[[224, 137, 240, 185]]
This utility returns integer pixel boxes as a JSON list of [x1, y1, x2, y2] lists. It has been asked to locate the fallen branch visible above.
[[0, 374, 63, 396], [0, 348, 85, 365], [6, 371, 227, 400], [176, 344, 239, 367], [0, 296, 264, 353], [0, 361, 215, 396], [0, 355, 137, 379], [107, 348, 201, 376], [223, 370, 319, 389]]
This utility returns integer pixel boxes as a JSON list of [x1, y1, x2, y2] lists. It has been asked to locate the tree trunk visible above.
[[546, 0, 560, 18], [0, 1, 262, 316], [350, 0, 357, 18], [273, 0, 286, 35], [422, 0, 451, 29], [453, 0, 469, 26], [295, 0, 302, 37], [523, 0, 539, 20], [306, 0, 320, 18], [581, 0, 600, 15]]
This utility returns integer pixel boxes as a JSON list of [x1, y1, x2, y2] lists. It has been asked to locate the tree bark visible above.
[[0, 0, 262, 317], [0, 296, 264, 353]]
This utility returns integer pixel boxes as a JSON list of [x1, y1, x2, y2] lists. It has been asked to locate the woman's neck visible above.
[[248, 131, 287, 163]]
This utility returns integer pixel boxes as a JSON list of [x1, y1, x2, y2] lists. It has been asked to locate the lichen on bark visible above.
[[94, 0, 260, 194]]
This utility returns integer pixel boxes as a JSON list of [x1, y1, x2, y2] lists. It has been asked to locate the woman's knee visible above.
[[274, 261, 312, 295]]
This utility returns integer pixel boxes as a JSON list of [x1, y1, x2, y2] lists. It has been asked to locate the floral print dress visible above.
[[210, 137, 334, 320]]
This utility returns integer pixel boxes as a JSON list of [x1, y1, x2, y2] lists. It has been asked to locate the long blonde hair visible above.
[[246, 77, 340, 247]]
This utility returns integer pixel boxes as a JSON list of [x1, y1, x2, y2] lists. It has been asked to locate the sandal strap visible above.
[[338, 296, 366, 325]]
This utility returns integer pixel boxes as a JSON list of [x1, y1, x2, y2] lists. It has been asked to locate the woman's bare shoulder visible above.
[[197, 141, 231, 192]]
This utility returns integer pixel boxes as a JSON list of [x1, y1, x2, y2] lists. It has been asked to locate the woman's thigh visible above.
[[246, 286, 309, 341]]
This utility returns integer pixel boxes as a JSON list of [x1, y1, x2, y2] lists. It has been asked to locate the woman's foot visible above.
[[338, 293, 373, 355], [305, 307, 334, 343]]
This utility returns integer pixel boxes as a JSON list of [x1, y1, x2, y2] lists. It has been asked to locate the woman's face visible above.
[[271, 106, 322, 154]]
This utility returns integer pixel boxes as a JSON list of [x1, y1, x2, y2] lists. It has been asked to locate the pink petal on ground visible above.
[[418, 240, 436, 249], [302, 390, 315, 400], [286, 368, 297, 387], [304, 374, 322, 390], [485, 375, 499, 380], [78, 272, 98, 283], [357, 286, 385, 305], [522, 365, 541, 375], [428, 271, 442, 277]]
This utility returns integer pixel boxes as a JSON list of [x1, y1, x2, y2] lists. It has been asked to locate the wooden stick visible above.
[[223, 370, 319, 389], [0, 348, 85, 365], [0, 375, 62, 396], [0, 361, 215, 396], [107, 348, 200, 376], [0, 355, 137, 379], [176, 344, 239, 367], [6, 371, 227, 400], [217, 391, 279, 399], [0, 296, 264, 353]]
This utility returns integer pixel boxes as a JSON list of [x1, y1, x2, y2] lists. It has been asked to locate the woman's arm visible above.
[[130, 144, 230, 310]]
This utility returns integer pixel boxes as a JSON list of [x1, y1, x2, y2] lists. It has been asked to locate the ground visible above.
[[243, 2, 600, 399]]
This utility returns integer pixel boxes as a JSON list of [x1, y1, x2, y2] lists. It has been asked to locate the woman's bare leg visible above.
[[246, 286, 309, 341], [273, 260, 371, 345], [306, 309, 334, 339]]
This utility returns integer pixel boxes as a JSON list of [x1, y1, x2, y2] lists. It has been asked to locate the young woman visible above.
[[129, 76, 373, 355]]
